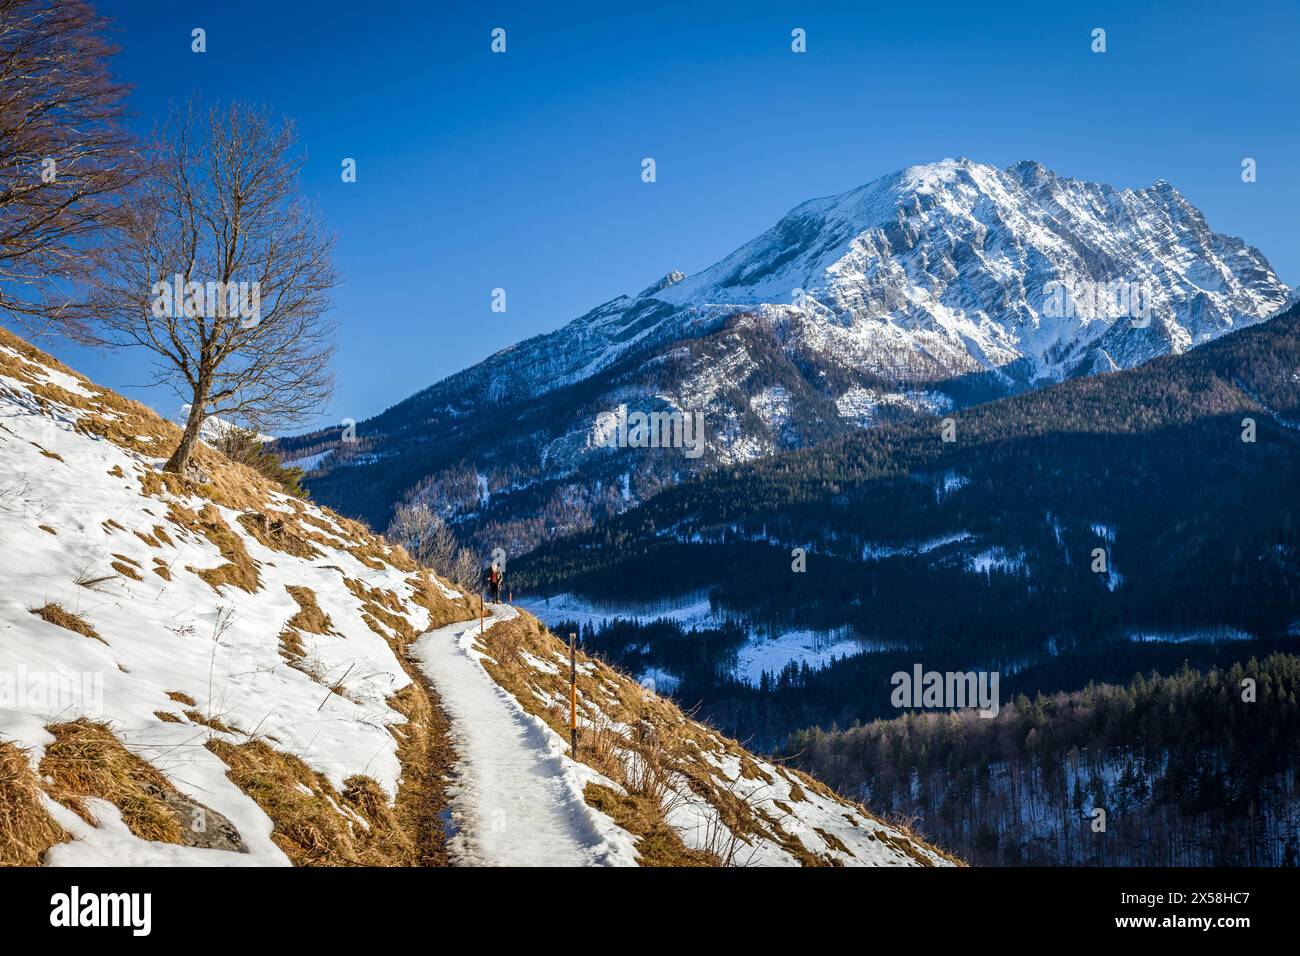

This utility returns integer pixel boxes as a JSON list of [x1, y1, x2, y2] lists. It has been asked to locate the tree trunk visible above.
[[164, 396, 207, 474]]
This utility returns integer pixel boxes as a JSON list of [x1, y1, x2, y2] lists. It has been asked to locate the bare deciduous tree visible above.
[[0, 0, 138, 337], [386, 502, 479, 588], [84, 100, 338, 474]]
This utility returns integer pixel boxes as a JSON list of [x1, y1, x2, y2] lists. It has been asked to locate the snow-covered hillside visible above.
[[0, 331, 472, 866], [411, 603, 947, 866], [0, 328, 951, 867]]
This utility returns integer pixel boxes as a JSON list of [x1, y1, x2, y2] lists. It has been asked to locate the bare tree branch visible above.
[[386, 503, 480, 590], [0, 0, 139, 339], [82, 98, 339, 474]]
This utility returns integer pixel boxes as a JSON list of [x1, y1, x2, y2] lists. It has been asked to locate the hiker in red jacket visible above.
[[486, 563, 503, 604]]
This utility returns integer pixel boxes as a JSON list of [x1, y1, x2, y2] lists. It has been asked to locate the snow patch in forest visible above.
[[935, 471, 969, 502], [1126, 628, 1255, 644], [967, 547, 1027, 575], [862, 530, 971, 560]]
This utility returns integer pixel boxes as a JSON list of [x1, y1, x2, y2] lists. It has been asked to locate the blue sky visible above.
[[43, 0, 1300, 430]]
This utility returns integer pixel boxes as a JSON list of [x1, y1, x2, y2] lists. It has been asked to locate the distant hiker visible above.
[[486, 563, 503, 604]]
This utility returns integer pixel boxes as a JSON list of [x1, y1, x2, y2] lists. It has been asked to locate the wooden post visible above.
[[569, 632, 577, 757], [479, 594, 484, 634]]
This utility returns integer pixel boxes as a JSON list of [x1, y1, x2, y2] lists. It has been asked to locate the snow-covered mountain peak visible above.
[[644, 158, 1286, 381], [1007, 158, 1052, 187], [284, 158, 1288, 551], [638, 269, 687, 298], [899, 155, 980, 192], [399, 158, 1283, 419]]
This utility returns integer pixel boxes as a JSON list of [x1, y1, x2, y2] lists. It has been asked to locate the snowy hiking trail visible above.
[[0, 329, 952, 869], [410, 604, 636, 867]]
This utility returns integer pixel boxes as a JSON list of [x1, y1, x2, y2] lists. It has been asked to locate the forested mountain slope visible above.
[[515, 304, 1300, 742], [783, 657, 1300, 867]]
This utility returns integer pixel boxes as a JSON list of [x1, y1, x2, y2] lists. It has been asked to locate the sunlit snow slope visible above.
[[0, 328, 953, 867]]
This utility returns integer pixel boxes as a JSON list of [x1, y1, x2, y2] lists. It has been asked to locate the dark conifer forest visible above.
[[781, 656, 1300, 867]]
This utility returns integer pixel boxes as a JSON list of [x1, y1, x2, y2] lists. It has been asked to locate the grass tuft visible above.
[[40, 719, 183, 844], [208, 738, 418, 866], [29, 602, 105, 644], [0, 742, 68, 866]]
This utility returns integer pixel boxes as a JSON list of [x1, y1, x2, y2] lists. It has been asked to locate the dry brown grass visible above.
[[184, 710, 236, 734], [207, 738, 417, 866], [237, 511, 322, 559], [110, 560, 143, 581], [238, 499, 417, 577], [0, 327, 173, 461], [385, 683, 454, 866], [284, 585, 333, 634], [38, 719, 246, 853], [410, 570, 477, 629], [171, 503, 261, 593], [583, 782, 717, 866], [75, 568, 116, 589], [278, 627, 305, 661], [0, 742, 68, 866], [40, 719, 184, 844], [814, 827, 850, 855], [29, 602, 105, 644], [343, 576, 424, 645]]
